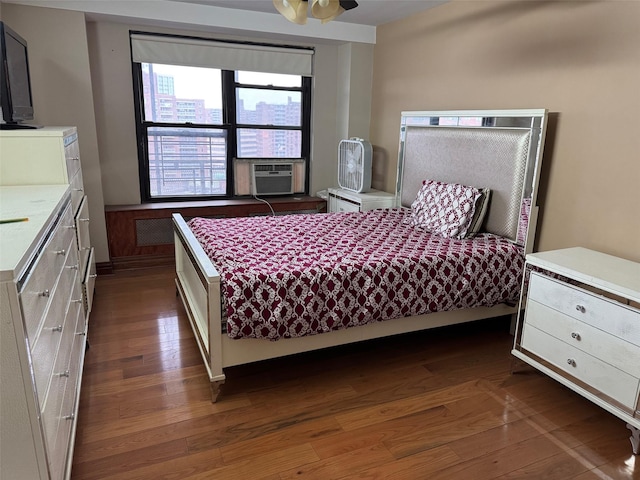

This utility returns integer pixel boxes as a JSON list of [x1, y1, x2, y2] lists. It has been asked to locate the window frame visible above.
[[131, 37, 312, 203]]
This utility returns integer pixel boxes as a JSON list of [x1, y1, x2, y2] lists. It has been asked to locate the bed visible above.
[[173, 109, 548, 401]]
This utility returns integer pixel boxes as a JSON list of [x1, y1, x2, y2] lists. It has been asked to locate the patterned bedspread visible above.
[[188, 209, 524, 340]]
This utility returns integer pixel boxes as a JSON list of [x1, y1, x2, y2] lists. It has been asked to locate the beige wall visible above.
[[2, 4, 110, 263], [371, 1, 640, 262]]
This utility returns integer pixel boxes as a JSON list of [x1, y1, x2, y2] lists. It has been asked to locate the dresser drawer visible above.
[[525, 299, 640, 378], [528, 272, 640, 346], [83, 247, 96, 315], [70, 169, 84, 215], [31, 249, 79, 405], [333, 197, 360, 213], [20, 203, 75, 341], [40, 281, 83, 478], [41, 370, 69, 480], [67, 293, 86, 396], [64, 134, 81, 180], [46, 296, 83, 480], [76, 195, 91, 255], [41, 341, 70, 457], [522, 324, 640, 409]]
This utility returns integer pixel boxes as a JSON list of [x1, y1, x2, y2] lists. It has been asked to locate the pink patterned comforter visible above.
[[188, 209, 524, 340]]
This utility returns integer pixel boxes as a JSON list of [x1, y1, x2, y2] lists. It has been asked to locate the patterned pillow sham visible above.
[[410, 179, 487, 239]]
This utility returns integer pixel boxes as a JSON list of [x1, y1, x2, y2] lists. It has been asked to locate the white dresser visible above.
[[0, 127, 96, 315], [512, 247, 640, 454], [0, 185, 88, 479], [327, 187, 396, 213]]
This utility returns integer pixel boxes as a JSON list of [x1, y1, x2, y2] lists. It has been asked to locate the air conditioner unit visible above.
[[251, 161, 294, 196]]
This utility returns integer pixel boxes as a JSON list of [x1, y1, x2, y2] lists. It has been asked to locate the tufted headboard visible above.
[[396, 110, 548, 253]]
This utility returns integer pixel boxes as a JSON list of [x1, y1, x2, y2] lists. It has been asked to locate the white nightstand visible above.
[[512, 247, 640, 455], [327, 188, 396, 213]]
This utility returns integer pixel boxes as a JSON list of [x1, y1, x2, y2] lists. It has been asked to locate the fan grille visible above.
[[338, 139, 372, 193]]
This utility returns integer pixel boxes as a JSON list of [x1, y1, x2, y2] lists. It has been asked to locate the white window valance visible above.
[[130, 33, 313, 76]]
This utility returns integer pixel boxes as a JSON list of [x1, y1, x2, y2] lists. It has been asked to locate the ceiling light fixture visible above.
[[273, 0, 358, 25]]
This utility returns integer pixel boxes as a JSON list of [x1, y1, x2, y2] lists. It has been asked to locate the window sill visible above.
[[104, 195, 325, 212]]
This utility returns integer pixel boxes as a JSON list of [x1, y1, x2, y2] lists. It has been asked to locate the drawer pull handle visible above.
[[73, 188, 84, 193], [571, 332, 581, 340], [76, 331, 86, 336], [89, 274, 98, 279], [72, 298, 83, 304], [67, 265, 78, 271], [575, 305, 586, 313], [72, 157, 80, 161], [79, 218, 90, 223], [66, 225, 77, 230], [52, 325, 63, 332], [64, 413, 75, 421], [567, 358, 576, 367], [58, 370, 70, 377], [40, 289, 50, 297], [55, 249, 66, 255]]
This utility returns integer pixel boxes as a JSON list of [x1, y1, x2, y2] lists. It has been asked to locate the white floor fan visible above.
[[338, 137, 372, 193]]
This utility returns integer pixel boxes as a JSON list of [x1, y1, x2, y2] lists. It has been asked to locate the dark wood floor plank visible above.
[[74, 410, 238, 464], [96, 448, 225, 480], [338, 444, 461, 479], [334, 379, 487, 431], [310, 405, 448, 460], [279, 443, 395, 479], [386, 405, 505, 458], [218, 416, 344, 464], [78, 396, 249, 444], [420, 434, 565, 480], [185, 443, 320, 480], [71, 438, 189, 480], [446, 418, 543, 460], [494, 450, 591, 479]]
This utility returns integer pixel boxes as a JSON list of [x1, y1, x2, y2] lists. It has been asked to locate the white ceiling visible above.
[[169, 0, 447, 27], [0, 0, 447, 43]]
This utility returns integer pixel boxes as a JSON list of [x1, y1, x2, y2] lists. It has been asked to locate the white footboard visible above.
[[173, 214, 225, 399]]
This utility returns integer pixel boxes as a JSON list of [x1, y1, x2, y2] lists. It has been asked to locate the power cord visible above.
[[253, 194, 276, 216]]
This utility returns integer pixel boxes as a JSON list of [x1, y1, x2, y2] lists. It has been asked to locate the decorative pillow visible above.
[[410, 179, 485, 239]]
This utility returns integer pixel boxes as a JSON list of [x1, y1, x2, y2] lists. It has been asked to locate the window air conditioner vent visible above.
[[250, 161, 294, 195]]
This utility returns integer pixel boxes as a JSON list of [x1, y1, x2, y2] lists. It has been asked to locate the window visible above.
[[235, 71, 306, 159], [131, 33, 313, 201]]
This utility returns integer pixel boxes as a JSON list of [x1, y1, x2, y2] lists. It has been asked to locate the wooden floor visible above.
[[71, 266, 638, 479]]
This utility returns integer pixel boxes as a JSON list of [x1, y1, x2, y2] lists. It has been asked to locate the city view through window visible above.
[[141, 63, 304, 198]]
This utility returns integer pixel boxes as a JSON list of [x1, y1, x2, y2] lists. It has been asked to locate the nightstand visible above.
[[327, 187, 396, 213], [512, 247, 640, 454]]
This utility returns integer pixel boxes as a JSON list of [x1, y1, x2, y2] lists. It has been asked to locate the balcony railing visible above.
[[147, 127, 227, 197]]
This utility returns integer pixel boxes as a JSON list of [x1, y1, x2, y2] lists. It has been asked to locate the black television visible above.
[[0, 21, 36, 129]]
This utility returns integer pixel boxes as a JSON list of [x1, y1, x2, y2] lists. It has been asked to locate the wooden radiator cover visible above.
[[105, 196, 326, 269]]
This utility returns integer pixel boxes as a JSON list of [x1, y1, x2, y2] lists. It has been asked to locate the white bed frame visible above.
[[173, 109, 548, 401]]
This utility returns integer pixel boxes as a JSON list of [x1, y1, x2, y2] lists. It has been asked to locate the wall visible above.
[[1, 4, 110, 263], [370, 1, 640, 262]]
